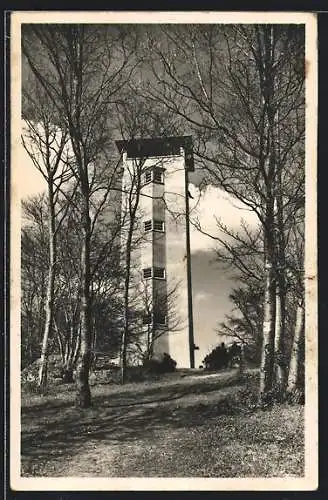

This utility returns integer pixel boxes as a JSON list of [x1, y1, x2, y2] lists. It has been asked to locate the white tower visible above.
[[116, 136, 195, 368]]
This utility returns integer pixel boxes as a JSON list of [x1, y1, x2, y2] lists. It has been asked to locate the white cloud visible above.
[[194, 290, 211, 302], [16, 138, 46, 199], [18, 120, 75, 200], [189, 184, 259, 253]]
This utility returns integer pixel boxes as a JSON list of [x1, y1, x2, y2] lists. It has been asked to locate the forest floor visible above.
[[20, 369, 304, 478]]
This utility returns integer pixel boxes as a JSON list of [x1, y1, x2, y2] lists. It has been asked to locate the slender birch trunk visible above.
[[75, 195, 92, 407], [287, 302, 305, 394], [273, 283, 287, 394], [239, 343, 246, 376], [38, 182, 56, 391], [62, 325, 77, 383], [55, 327, 64, 365], [121, 162, 142, 384], [273, 162, 287, 393], [259, 229, 276, 397], [73, 326, 81, 365], [121, 229, 133, 385], [258, 27, 279, 400]]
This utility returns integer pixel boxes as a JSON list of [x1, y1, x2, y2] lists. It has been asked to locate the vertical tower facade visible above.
[[116, 136, 195, 368]]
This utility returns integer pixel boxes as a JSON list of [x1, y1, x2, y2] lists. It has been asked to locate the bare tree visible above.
[[197, 206, 304, 394], [119, 152, 145, 383], [218, 285, 263, 359], [144, 24, 305, 398], [126, 276, 183, 364], [285, 214, 305, 397], [22, 24, 138, 406], [53, 197, 123, 382], [22, 75, 74, 390], [51, 195, 82, 382], [21, 195, 49, 368], [287, 300, 305, 397]]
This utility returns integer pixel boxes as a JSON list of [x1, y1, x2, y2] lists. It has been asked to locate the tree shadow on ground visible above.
[[21, 371, 243, 473], [22, 369, 239, 416]]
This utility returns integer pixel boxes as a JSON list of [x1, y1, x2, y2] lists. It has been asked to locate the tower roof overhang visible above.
[[115, 135, 194, 172]]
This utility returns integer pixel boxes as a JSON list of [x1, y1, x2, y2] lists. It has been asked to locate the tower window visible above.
[[144, 170, 152, 183], [153, 267, 165, 279], [143, 268, 152, 279], [144, 220, 152, 232], [144, 166, 164, 184], [153, 168, 164, 184], [153, 220, 165, 232], [143, 267, 166, 279]]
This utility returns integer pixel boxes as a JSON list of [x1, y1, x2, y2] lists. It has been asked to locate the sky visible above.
[[188, 183, 258, 366], [18, 143, 258, 367]]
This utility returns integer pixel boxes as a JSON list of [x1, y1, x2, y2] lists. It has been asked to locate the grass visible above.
[[20, 369, 304, 478]]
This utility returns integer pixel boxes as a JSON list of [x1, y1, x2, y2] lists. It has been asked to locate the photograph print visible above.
[[10, 11, 317, 491]]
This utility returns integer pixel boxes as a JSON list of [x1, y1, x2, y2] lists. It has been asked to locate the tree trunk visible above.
[[273, 284, 287, 394], [147, 325, 151, 361], [73, 326, 81, 365], [239, 343, 246, 376], [121, 169, 141, 384], [121, 244, 132, 385], [62, 364, 74, 383], [259, 231, 276, 398], [273, 164, 287, 394], [259, 36, 279, 400], [287, 302, 305, 395], [38, 184, 56, 391], [55, 322, 65, 365], [75, 197, 92, 407]]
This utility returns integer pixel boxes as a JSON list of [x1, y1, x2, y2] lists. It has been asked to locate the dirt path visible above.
[[21, 370, 304, 478], [21, 370, 242, 477], [55, 383, 239, 477]]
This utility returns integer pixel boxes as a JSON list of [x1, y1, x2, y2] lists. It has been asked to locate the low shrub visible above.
[[217, 386, 259, 415], [216, 371, 304, 416], [285, 388, 305, 405], [21, 355, 66, 385], [21, 379, 42, 394], [143, 353, 177, 375]]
